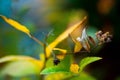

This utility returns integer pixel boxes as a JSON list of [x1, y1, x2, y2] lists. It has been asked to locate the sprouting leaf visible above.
[[0, 61, 40, 77], [40, 67, 69, 74], [70, 63, 80, 73], [79, 57, 102, 72], [46, 16, 87, 58], [0, 55, 44, 69], [0, 15, 31, 37]]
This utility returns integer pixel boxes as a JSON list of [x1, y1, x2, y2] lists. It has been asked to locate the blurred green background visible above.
[[0, 0, 120, 80]]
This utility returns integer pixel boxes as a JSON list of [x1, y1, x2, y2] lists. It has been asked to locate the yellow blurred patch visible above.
[[70, 63, 80, 73], [0, 55, 44, 71], [45, 73, 66, 80], [74, 41, 82, 53]]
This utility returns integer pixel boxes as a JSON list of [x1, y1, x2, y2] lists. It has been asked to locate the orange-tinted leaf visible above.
[[46, 16, 87, 58], [0, 15, 31, 37], [70, 63, 80, 73]]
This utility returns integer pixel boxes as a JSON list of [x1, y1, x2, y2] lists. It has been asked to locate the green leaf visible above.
[[59, 55, 72, 70], [0, 61, 40, 77], [79, 57, 102, 72], [40, 67, 69, 74], [46, 58, 54, 68], [41, 55, 72, 75]]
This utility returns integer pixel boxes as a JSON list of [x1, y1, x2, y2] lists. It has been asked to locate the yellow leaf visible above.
[[46, 16, 87, 58], [74, 41, 82, 53], [69, 34, 82, 53], [56, 54, 65, 60], [70, 63, 80, 73], [0, 55, 44, 70], [0, 15, 31, 37], [53, 48, 67, 60], [53, 48, 67, 54]]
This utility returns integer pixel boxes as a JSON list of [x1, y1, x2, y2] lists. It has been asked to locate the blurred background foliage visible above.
[[0, 0, 120, 80]]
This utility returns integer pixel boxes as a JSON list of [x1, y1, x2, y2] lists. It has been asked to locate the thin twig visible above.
[[31, 35, 44, 46]]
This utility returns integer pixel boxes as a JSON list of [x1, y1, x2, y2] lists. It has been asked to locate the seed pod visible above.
[[53, 58, 60, 65], [88, 36, 96, 45]]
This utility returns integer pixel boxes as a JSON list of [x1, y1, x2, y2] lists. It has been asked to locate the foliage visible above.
[[0, 15, 111, 80]]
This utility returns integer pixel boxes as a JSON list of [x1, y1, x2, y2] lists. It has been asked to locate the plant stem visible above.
[[31, 35, 44, 46]]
